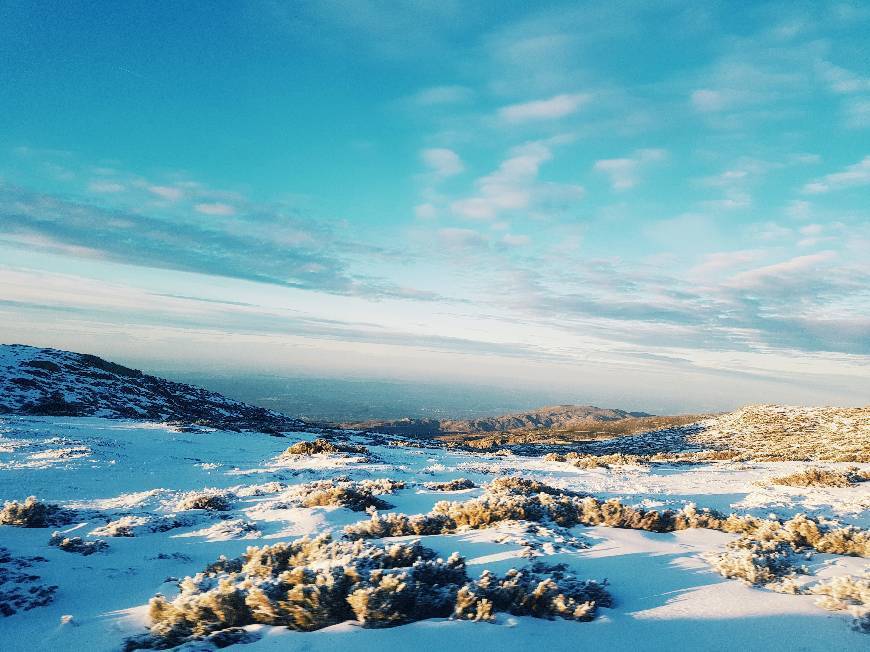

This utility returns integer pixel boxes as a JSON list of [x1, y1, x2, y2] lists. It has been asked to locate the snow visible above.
[[0, 415, 867, 651]]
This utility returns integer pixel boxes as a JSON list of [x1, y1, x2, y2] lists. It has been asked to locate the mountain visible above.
[[343, 404, 709, 444], [0, 344, 306, 433]]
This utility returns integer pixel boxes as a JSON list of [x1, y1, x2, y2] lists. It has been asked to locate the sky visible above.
[[0, 0, 868, 412]]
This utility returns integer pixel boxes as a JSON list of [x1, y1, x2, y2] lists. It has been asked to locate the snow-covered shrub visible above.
[[705, 534, 802, 586], [128, 534, 610, 648], [425, 478, 476, 491], [91, 515, 151, 537], [771, 467, 864, 488], [0, 496, 69, 528], [810, 573, 869, 633], [344, 478, 870, 559], [454, 563, 611, 623], [297, 478, 404, 512], [233, 481, 287, 497], [175, 490, 233, 512], [281, 439, 368, 456], [49, 532, 108, 555]]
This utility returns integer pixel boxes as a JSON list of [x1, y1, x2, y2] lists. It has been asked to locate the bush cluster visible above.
[[344, 479, 870, 558], [281, 439, 368, 457], [0, 496, 70, 528], [175, 490, 233, 512], [425, 478, 476, 491], [810, 573, 869, 633], [770, 467, 868, 488], [300, 478, 404, 512], [126, 534, 610, 649], [544, 452, 648, 468], [48, 532, 108, 555]]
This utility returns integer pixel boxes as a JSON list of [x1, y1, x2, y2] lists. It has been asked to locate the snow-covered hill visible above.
[[0, 416, 867, 651], [0, 345, 305, 432], [0, 346, 868, 650]]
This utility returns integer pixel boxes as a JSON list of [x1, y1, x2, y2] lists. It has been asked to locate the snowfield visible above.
[[0, 415, 868, 651]]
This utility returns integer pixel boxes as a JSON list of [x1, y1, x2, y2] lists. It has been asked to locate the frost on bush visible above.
[[0, 496, 70, 528], [455, 563, 612, 623], [425, 478, 476, 491], [91, 515, 151, 537], [49, 532, 108, 555], [281, 438, 368, 457], [175, 490, 233, 512], [344, 478, 870, 559], [545, 452, 648, 469], [810, 573, 870, 633], [770, 467, 866, 488], [293, 478, 405, 512], [127, 534, 610, 649]]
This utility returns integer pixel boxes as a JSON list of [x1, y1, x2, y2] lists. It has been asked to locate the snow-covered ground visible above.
[[0, 416, 867, 651]]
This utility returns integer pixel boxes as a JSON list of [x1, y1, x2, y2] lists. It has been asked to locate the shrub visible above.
[[809, 574, 869, 633], [0, 496, 69, 528], [175, 490, 233, 512], [344, 478, 870, 559], [296, 478, 405, 512], [770, 467, 866, 488], [49, 532, 108, 555], [425, 478, 476, 491], [128, 534, 611, 648], [282, 439, 368, 456], [91, 516, 151, 537]]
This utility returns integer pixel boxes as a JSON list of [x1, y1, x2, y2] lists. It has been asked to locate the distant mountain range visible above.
[[343, 405, 710, 442], [0, 344, 703, 443], [0, 344, 306, 433]]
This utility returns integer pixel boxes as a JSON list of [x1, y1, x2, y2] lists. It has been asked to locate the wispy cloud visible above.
[[498, 93, 590, 123], [194, 202, 236, 216], [593, 149, 666, 191], [421, 147, 464, 178], [803, 156, 870, 193]]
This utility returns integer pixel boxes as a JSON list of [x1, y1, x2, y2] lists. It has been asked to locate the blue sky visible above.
[[1, 1, 868, 411]]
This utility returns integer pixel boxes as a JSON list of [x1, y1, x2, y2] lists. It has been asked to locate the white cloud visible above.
[[88, 180, 125, 193], [421, 147, 464, 178], [148, 185, 184, 201], [726, 251, 837, 290], [593, 148, 666, 190], [802, 156, 870, 193], [414, 203, 437, 220], [498, 92, 590, 123], [785, 199, 812, 220], [194, 202, 236, 216], [816, 61, 870, 93], [450, 141, 553, 220], [691, 250, 766, 276]]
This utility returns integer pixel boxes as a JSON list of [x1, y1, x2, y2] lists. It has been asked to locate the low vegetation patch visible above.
[[810, 573, 870, 633], [175, 490, 233, 512], [49, 532, 108, 555], [345, 478, 870, 558], [125, 534, 611, 649], [770, 467, 868, 488], [0, 496, 71, 528], [297, 478, 405, 512], [425, 478, 476, 491], [282, 438, 368, 457]]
